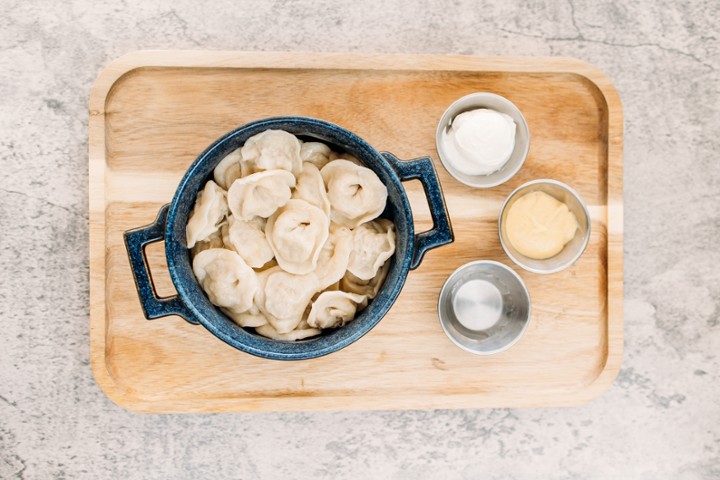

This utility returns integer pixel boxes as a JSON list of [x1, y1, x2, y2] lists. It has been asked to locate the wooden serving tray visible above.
[[89, 51, 623, 413]]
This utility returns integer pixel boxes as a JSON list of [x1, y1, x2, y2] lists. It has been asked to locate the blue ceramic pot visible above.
[[124, 117, 454, 360]]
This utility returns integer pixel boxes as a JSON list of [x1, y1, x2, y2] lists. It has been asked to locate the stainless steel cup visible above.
[[498, 179, 591, 274], [438, 260, 531, 355]]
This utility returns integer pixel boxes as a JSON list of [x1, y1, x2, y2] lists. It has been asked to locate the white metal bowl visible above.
[[435, 92, 530, 188]]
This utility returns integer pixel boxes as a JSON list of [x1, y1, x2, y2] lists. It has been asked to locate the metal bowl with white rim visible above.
[[438, 260, 531, 355], [498, 179, 591, 274], [435, 92, 530, 188]]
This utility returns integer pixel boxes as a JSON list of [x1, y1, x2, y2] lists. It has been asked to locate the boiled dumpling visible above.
[[344, 155, 364, 167], [186, 180, 228, 248], [341, 260, 390, 300], [321, 160, 388, 228], [300, 141, 332, 169], [314, 224, 353, 290], [213, 148, 243, 189], [227, 169, 296, 220], [190, 229, 225, 258], [221, 216, 274, 268], [307, 291, 367, 329], [254, 267, 320, 333], [292, 162, 330, 217], [347, 218, 396, 280], [265, 199, 330, 275], [255, 320, 321, 341], [192, 248, 257, 313], [320, 281, 341, 293], [328, 151, 364, 166], [240, 130, 302, 176], [222, 304, 268, 328]]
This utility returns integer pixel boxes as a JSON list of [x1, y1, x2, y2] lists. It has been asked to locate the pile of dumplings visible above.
[[186, 129, 397, 341]]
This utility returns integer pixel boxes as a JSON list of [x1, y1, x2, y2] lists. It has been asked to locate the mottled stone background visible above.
[[1, 0, 718, 478]]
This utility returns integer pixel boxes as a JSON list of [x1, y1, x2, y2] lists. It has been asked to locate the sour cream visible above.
[[441, 108, 517, 176]]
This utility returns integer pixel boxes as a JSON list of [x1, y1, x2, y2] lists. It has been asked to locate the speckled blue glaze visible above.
[[124, 117, 454, 360]]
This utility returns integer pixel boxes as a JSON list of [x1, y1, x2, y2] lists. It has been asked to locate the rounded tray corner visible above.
[[90, 352, 150, 414], [89, 50, 160, 115]]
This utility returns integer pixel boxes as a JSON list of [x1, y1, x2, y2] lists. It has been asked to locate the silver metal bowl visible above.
[[438, 260, 531, 355], [498, 179, 591, 274], [435, 92, 530, 188]]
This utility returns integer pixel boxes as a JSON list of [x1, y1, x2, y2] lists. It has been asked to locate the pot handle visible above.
[[123, 204, 198, 324], [382, 152, 454, 269]]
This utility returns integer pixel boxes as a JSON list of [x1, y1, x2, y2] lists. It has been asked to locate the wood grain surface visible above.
[[89, 51, 623, 413]]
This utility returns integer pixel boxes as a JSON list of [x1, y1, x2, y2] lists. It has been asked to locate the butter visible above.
[[505, 191, 579, 260], [441, 108, 516, 176]]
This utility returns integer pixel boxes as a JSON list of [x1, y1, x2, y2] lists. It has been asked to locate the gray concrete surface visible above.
[[1, 0, 719, 478]]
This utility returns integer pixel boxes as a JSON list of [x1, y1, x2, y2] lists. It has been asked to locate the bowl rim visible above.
[[435, 92, 530, 189], [498, 178, 592, 274], [437, 260, 532, 355], [164, 116, 415, 360]]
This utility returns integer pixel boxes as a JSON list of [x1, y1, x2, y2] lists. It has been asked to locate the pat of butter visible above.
[[505, 191, 579, 260], [441, 108, 516, 176]]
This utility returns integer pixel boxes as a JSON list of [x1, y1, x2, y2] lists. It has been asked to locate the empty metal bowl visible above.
[[435, 92, 530, 188], [438, 260, 531, 355], [498, 179, 591, 274]]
